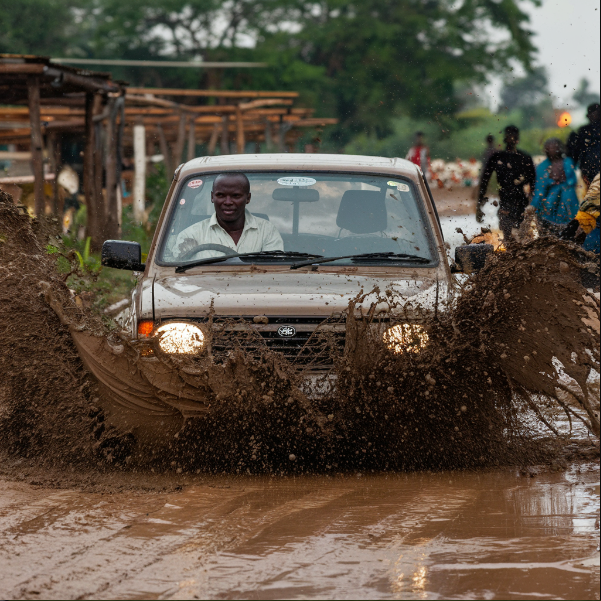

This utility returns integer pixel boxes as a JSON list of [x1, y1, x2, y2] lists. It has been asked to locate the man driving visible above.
[[175, 173, 284, 260]]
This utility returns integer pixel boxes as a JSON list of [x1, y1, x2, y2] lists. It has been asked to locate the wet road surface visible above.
[[1, 463, 599, 600]]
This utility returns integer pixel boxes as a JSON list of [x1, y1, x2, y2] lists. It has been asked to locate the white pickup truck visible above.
[[92, 153, 491, 441]]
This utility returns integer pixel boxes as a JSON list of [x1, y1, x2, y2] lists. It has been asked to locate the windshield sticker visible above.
[[277, 176, 317, 187], [387, 180, 410, 192], [187, 179, 203, 189], [179, 198, 186, 205]]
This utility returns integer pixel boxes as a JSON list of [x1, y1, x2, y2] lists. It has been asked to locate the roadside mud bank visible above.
[[0, 193, 135, 470], [0, 192, 599, 476]]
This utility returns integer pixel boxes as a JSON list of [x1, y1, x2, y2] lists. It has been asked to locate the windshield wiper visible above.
[[175, 251, 324, 273], [290, 252, 430, 270]]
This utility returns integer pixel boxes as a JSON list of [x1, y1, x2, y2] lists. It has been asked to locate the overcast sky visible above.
[[524, 0, 600, 107]]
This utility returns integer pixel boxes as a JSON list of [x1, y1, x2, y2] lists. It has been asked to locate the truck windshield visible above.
[[158, 172, 435, 266]]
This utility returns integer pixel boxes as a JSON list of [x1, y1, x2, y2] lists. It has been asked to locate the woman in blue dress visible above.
[[531, 138, 579, 225]]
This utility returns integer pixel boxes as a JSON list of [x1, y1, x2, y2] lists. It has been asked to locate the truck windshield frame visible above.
[[155, 170, 439, 268]]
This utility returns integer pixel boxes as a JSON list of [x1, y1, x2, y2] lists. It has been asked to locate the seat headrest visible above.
[[336, 190, 387, 234]]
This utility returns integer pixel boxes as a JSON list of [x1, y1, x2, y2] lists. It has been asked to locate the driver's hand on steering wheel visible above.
[[177, 237, 200, 258]]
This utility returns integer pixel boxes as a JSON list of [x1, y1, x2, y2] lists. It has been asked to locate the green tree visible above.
[[572, 78, 600, 108], [249, 0, 541, 144], [76, 0, 540, 139], [499, 66, 555, 129], [0, 0, 78, 56], [2, 0, 541, 147], [500, 66, 549, 111]]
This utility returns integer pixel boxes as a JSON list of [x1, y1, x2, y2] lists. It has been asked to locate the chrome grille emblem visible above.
[[277, 325, 296, 338]]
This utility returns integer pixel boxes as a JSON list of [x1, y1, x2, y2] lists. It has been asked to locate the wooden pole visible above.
[[93, 98, 105, 237], [220, 116, 229, 155], [84, 92, 99, 245], [173, 113, 186, 166], [187, 116, 196, 162], [277, 118, 293, 153], [236, 106, 245, 154], [54, 135, 63, 216], [157, 123, 172, 177], [273, 121, 281, 153], [105, 97, 118, 239], [277, 116, 285, 152], [47, 132, 61, 215], [27, 76, 45, 215], [264, 118, 273, 152], [207, 123, 220, 156], [133, 120, 146, 224]]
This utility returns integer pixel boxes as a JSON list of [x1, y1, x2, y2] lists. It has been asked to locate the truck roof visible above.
[[178, 153, 420, 179]]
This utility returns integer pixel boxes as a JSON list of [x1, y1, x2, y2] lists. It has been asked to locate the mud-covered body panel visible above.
[[143, 269, 445, 322]]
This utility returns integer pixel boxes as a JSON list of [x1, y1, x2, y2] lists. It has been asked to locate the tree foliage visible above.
[[1, 0, 540, 144], [81, 0, 261, 60], [251, 0, 540, 142], [0, 0, 77, 56], [500, 66, 549, 111], [572, 78, 600, 109]]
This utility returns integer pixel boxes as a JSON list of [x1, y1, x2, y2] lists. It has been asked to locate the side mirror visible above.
[[101, 240, 145, 271], [454, 243, 494, 274]]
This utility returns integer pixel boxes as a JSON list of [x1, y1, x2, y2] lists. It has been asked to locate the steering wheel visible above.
[[179, 243, 237, 261]]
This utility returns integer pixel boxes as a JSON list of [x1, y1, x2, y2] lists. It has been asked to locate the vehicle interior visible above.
[[159, 172, 435, 265]]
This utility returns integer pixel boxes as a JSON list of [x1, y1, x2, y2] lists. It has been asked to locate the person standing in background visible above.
[[406, 132, 431, 179], [473, 134, 497, 202], [481, 134, 496, 166], [477, 125, 536, 241], [566, 103, 600, 251], [562, 172, 600, 254], [531, 138, 579, 225], [567, 102, 600, 187]]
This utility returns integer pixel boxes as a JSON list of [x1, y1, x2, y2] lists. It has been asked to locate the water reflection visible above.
[[0, 464, 598, 600]]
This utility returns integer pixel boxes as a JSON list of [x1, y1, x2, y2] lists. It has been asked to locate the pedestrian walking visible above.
[[406, 132, 431, 179], [562, 172, 600, 253], [482, 134, 496, 166], [531, 138, 579, 225], [567, 102, 600, 186], [477, 125, 536, 241]]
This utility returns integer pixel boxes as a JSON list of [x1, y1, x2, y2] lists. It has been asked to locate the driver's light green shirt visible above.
[[173, 209, 284, 260]]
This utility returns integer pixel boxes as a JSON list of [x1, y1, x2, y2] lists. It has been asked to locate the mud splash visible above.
[[0, 192, 599, 474], [0, 193, 134, 467]]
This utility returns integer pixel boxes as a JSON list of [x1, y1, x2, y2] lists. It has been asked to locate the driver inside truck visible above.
[[175, 172, 284, 260]]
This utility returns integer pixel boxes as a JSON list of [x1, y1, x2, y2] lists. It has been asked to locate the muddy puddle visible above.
[[1, 190, 600, 599], [0, 463, 598, 600]]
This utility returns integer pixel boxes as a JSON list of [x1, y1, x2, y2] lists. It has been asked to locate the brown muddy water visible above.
[[1, 463, 599, 600], [1, 192, 600, 599]]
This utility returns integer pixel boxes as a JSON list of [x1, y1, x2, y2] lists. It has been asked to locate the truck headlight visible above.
[[383, 324, 429, 354], [155, 322, 205, 354]]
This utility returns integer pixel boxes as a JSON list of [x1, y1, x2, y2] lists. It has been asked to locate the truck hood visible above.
[[150, 270, 447, 318]]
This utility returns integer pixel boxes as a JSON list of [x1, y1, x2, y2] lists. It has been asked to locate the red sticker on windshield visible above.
[[188, 179, 203, 189]]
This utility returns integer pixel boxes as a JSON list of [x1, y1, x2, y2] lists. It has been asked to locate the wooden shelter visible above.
[[1, 55, 337, 247], [0, 54, 125, 243]]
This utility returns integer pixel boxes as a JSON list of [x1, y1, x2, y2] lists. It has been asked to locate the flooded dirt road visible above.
[[1, 462, 598, 600]]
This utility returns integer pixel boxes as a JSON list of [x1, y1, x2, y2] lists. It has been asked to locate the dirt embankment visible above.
[[0, 192, 134, 469], [0, 191, 599, 478]]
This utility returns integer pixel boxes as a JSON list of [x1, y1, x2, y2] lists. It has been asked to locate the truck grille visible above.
[[208, 316, 346, 372]]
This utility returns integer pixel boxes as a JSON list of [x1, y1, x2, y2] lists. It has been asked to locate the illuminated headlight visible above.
[[383, 324, 429, 354], [155, 322, 205, 354]]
